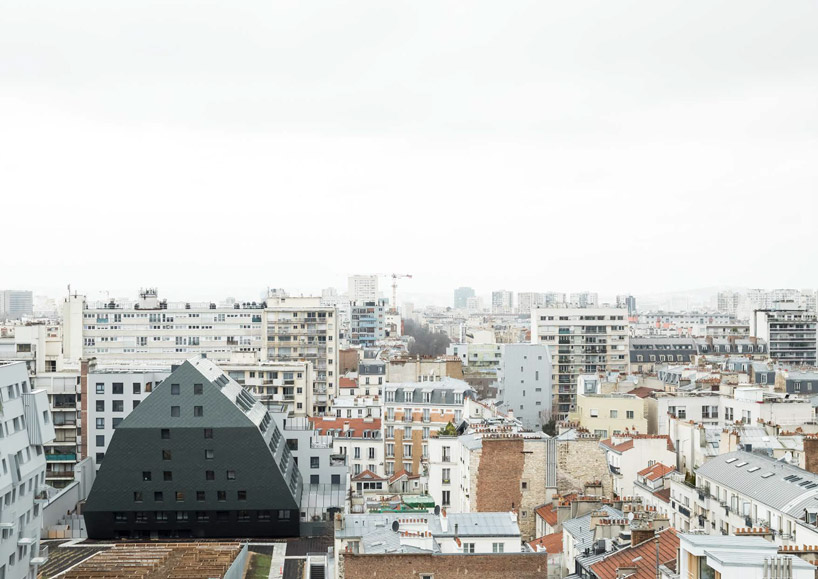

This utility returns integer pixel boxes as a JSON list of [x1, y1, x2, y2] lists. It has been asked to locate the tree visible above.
[[438, 422, 457, 436], [543, 418, 557, 436]]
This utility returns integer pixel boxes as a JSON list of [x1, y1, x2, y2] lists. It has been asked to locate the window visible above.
[[154, 491, 163, 502], [162, 450, 172, 460], [206, 470, 215, 480], [227, 470, 236, 480], [133, 383, 141, 394], [197, 511, 209, 522], [403, 444, 413, 457], [331, 474, 341, 485], [96, 435, 105, 447], [626, 410, 635, 419], [463, 542, 475, 554], [217, 490, 227, 501], [161, 428, 170, 439], [95, 418, 104, 430], [112, 383, 123, 395], [177, 511, 189, 521], [590, 409, 599, 418], [96, 383, 105, 394], [196, 491, 205, 501], [310, 457, 320, 469], [204, 428, 213, 439], [610, 410, 618, 418], [238, 490, 247, 501], [171, 384, 180, 395], [238, 510, 250, 522], [112, 418, 122, 429], [194, 406, 203, 417], [205, 449, 214, 460], [96, 400, 105, 412], [194, 383, 203, 395], [114, 512, 128, 523], [442, 490, 450, 506], [171, 406, 180, 417], [112, 400, 123, 412], [492, 543, 504, 553], [143, 471, 152, 481], [163, 471, 172, 481], [175, 491, 184, 502], [134, 491, 143, 502]]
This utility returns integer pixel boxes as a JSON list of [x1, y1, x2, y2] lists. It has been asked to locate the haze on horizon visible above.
[[2, 0, 817, 301]]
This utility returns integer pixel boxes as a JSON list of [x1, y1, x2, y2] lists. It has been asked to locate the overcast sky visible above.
[[1, 0, 817, 304]]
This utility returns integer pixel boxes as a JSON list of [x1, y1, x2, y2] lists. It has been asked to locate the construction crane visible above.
[[378, 273, 413, 313]]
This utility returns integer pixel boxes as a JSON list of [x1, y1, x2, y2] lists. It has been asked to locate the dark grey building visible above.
[[84, 357, 302, 539]]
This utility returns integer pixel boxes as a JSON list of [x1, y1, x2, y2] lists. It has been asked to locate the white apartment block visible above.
[[222, 361, 314, 416], [517, 292, 545, 315], [491, 290, 514, 314], [751, 306, 817, 367], [347, 275, 379, 303], [532, 307, 630, 421], [62, 290, 339, 416], [0, 362, 54, 579], [30, 372, 80, 489]]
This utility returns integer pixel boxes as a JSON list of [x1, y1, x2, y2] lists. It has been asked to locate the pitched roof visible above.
[[653, 488, 671, 503], [529, 532, 563, 554], [590, 528, 679, 579], [600, 435, 675, 453], [627, 386, 660, 399], [535, 503, 557, 526], [388, 469, 420, 483], [351, 469, 386, 482], [637, 463, 675, 481], [310, 417, 382, 438], [340, 377, 357, 388]]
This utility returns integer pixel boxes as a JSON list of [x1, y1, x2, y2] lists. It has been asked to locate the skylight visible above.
[[735, 461, 748, 468], [761, 473, 774, 478], [747, 467, 761, 473], [725, 458, 738, 464]]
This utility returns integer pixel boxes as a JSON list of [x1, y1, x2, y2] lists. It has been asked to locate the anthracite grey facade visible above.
[[84, 357, 302, 539]]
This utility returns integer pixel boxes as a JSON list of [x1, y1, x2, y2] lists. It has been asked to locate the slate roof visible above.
[[696, 450, 818, 516], [562, 506, 624, 552], [384, 378, 475, 405], [428, 512, 520, 538], [590, 528, 679, 579]]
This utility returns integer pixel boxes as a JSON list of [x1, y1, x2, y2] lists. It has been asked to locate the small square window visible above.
[[163, 471, 172, 481], [175, 491, 184, 502], [227, 470, 236, 480], [194, 384, 203, 395], [154, 491, 163, 502], [238, 490, 247, 501], [194, 406, 203, 417], [96, 400, 104, 412], [206, 470, 215, 480], [96, 435, 105, 447], [217, 490, 227, 501], [196, 491, 206, 501], [162, 450, 172, 460], [205, 449, 214, 460], [134, 491, 143, 502], [171, 406, 180, 417], [204, 428, 213, 439], [161, 429, 170, 439], [171, 384, 180, 395], [142, 471, 152, 481]]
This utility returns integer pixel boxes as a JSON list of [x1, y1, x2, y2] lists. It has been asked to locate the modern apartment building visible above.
[[348, 300, 386, 347], [495, 343, 553, 430], [63, 290, 339, 416], [568, 292, 598, 308], [532, 307, 630, 421], [517, 292, 545, 315], [83, 358, 302, 539], [0, 291, 34, 320], [31, 371, 81, 488], [0, 361, 54, 579], [0, 324, 63, 374], [347, 275, 379, 303], [615, 294, 637, 315], [383, 379, 473, 476], [751, 305, 817, 367]]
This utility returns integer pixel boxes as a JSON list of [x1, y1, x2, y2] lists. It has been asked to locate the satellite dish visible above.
[[628, 512, 634, 522], [392, 520, 400, 532], [434, 505, 441, 516]]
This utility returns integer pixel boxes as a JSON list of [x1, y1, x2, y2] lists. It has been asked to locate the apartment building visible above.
[[0, 291, 33, 320], [496, 343, 553, 430], [348, 300, 386, 347], [453, 286, 475, 309], [615, 294, 637, 315], [0, 324, 63, 374], [0, 361, 54, 579], [679, 534, 814, 579], [752, 306, 817, 366], [62, 290, 339, 416], [599, 434, 676, 497], [383, 379, 473, 476], [491, 290, 514, 314], [672, 450, 818, 546], [572, 392, 647, 438], [532, 307, 630, 421], [83, 358, 302, 539], [222, 360, 313, 415], [386, 356, 463, 383], [517, 292, 545, 315], [568, 292, 598, 308], [30, 371, 81, 488], [311, 416, 383, 477], [347, 275, 379, 303], [276, 415, 348, 488]]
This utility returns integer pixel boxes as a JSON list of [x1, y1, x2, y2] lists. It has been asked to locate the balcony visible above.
[[45, 453, 77, 462], [31, 545, 49, 566]]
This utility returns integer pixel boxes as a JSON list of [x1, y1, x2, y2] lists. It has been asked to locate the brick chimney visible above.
[[631, 526, 655, 546], [804, 436, 818, 474]]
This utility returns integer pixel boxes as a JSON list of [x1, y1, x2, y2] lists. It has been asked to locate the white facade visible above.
[[601, 435, 676, 497], [30, 371, 81, 488], [496, 343, 553, 430], [0, 362, 54, 579], [491, 290, 514, 314], [347, 275, 379, 303]]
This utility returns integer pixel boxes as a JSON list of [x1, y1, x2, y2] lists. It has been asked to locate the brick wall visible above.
[[342, 553, 547, 578], [476, 439, 524, 513]]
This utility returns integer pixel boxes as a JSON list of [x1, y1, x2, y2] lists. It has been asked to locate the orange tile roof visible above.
[[388, 469, 420, 483], [310, 417, 381, 437], [627, 386, 660, 399], [535, 504, 558, 526], [637, 463, 675, 481], [340, 377, 357, 388], [591, 528, 679, 579], [653, 488, 671, 503], [351, 469, 386, 482], [528, 532, 563, 554]]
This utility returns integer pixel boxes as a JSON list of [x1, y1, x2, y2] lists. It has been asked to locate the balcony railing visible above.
[[45, 453, 77, 461]]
